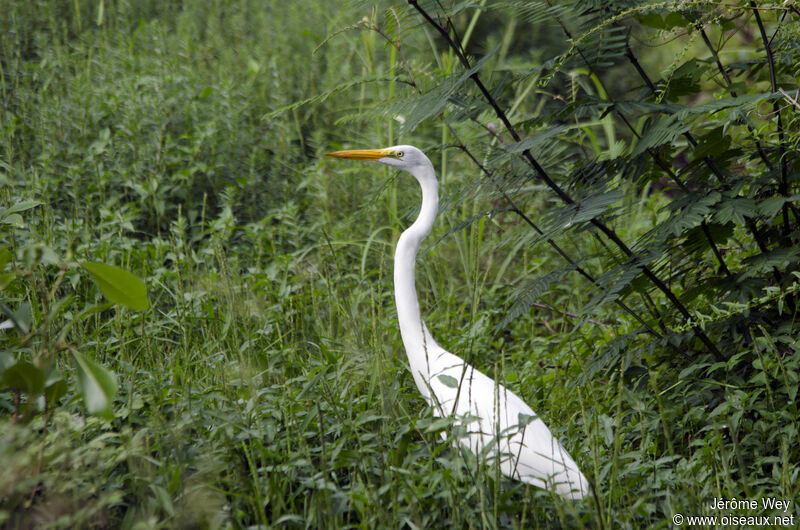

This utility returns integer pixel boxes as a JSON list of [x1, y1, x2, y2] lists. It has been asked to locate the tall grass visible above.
[[1, 1, 798, 528]]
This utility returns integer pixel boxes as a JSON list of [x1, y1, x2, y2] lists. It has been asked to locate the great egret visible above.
[[327, 145, 588, 499]]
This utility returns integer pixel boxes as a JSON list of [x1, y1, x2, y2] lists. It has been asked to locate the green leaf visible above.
[[81, 262, 150, 310], [263, 75, 397, 120], [712, 197, 757, 225], [676, 92, 774, 120], [756, 195, 800, 220], [437, 374, 459, 388], [684, 222, 733, 255], [517, 412, 538, 427], [394, 45, 499, 134], [423, 417, 457, 433], [2, 360, 46, 395], [72, 351, 118, 419], [4, 200, 43, 214], [532, 189, 625, 246], [504, 125, 570, 154], [199, 86, 214, 99], [0, 200, 43, 225], [741, 247, 800, 276], [1, 213, 24, 227]]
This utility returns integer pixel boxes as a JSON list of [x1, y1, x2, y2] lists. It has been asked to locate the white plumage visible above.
[[328, 145, 588, 499]]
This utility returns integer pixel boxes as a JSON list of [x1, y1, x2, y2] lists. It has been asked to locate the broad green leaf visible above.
[[1, 213, 24, 227], [2, 360, 46, 395], [81, 262, 150, 310], [4, 200, 43, 215], [437, 374, 459, 388], [72, 351, 118, 419]]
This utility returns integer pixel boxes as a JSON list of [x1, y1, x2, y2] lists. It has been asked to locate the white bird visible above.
[[327, 145, 588, 499]]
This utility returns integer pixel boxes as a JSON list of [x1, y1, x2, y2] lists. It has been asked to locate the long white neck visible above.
[[394, 161, 439, 396]]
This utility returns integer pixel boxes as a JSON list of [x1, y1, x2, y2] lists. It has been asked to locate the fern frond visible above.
[[581, 260, 644, 316], [631, 114, 692, 157], [531, 188, 626, 246], [497, 0, 576, 26], [393, 46, 499, 134], [497, 266, 577, 330]]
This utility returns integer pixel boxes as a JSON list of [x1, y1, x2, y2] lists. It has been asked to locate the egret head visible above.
[[326, 145, 431, 172]]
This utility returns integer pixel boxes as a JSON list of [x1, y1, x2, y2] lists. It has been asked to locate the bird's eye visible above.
[[396, 151, 404, 158]]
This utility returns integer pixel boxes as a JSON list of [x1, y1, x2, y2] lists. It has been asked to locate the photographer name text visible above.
[[709, 497, 792, 512]]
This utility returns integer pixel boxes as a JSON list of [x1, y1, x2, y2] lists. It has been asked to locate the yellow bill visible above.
[[326, 149, 388, 161]]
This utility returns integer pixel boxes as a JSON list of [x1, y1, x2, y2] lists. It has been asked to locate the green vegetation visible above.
[[2, 0, 799, 528]]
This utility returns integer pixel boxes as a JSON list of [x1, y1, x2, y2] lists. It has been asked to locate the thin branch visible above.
[[751, 2, 793, 243], [779, 88, 800, 109]]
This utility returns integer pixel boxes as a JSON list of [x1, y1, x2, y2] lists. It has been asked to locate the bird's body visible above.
[[328, 145, 588, 499]]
